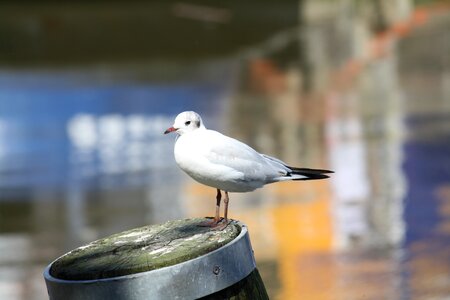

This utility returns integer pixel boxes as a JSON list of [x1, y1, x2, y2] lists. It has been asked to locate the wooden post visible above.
[[44, 218, 268, 300]]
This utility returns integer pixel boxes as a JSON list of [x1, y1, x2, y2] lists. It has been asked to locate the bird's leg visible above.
[[209, 191, 229, 231], [213, 189, 222, 224], [198, 189, 222, 227], [223, 191, 230, 224]]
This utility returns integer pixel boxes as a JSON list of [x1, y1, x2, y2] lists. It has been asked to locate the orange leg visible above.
[[213, 189, 222, 223], [223, 191, 230, 224], [198, 189, 223, 227]]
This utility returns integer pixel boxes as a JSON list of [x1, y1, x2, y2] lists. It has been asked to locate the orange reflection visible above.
[[271, 182, 333, 300]]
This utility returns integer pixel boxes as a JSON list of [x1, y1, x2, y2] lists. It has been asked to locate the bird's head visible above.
[[164, 111, 205, 136]]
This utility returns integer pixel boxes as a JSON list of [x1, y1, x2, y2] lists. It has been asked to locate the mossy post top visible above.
[[44, 218, 256, 299], [49, 218, 241, 280]]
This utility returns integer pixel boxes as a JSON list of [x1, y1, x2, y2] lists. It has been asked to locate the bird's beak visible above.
[[164, 126, 177, 134]]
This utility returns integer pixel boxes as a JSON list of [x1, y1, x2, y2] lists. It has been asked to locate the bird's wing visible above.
[[260, 154, 290, 169], [202, 130, 289, 181]]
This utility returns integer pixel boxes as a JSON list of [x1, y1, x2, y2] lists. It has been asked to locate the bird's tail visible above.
[[287, 166, 334, 180], [261, 154, 334, 181]]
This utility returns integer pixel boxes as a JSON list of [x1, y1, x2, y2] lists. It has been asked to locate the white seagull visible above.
[[164, 111, 333, 228]]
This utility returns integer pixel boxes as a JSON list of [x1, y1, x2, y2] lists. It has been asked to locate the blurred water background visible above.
[[1, 1, 450, 299]]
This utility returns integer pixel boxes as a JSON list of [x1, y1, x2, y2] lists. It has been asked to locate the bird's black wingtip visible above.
[[286, 166, 334, 180], [288, 167, 334, 174]]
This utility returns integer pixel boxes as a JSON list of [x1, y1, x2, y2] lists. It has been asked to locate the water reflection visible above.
[[1, 2, 450, 300], [327, 53, 406, 250]]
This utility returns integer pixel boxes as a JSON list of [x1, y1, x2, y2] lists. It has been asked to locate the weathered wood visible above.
[[50, 218, 240, 280], [45, 217, 268, 299]]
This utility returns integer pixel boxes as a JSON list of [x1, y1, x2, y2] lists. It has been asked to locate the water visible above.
[[1, 2, 450, 300]]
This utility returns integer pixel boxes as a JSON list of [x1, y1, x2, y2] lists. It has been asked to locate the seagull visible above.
[[164, 111, 333, 228]]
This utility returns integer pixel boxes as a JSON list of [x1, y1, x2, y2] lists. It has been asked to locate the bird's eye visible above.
[[185, 121, 191, 126]]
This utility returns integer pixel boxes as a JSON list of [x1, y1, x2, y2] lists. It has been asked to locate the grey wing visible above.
[[204, 132, 290, 181], [260, 154, 291, 172]]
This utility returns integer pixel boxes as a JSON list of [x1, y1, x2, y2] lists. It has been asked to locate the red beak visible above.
[[164, 126, 177, 134]]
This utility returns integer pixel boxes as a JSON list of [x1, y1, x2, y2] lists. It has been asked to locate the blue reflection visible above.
[[403, 127, 450, 243], [0, 69, 229, 192]]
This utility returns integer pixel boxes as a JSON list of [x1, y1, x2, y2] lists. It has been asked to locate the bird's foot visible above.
[[197, 217, 223, 228], [197, 217, 230, 230], [210, 219, 231, 231]]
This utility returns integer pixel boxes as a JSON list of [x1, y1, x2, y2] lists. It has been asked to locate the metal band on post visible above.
[[44, 222, 257, 300]]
